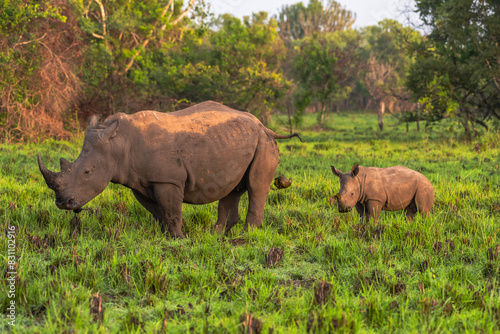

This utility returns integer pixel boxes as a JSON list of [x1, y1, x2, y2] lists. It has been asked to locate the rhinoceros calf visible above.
[[38, 101, 301, 238], [331, 165, 434, 222]]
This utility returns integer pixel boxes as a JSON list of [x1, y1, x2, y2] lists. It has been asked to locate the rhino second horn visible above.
[[60, 158, 72, 172], [38, 153, 59, 190]]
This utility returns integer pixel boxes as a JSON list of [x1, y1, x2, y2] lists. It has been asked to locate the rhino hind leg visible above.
[[243, 144, 279, 232], [212, 187, 246, 235]]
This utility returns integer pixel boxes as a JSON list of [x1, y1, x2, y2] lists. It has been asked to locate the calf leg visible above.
[[405, 199, 418, 221], [365, 200, 383, 223], [153, 183, 185, 239], [355, 202, 366, 221], [415, 186, 434, 218], [212, 189, 246, 235]]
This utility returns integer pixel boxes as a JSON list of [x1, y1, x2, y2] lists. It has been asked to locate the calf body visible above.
[[331, 165, 434, 222], [38, 101, 300, 238]]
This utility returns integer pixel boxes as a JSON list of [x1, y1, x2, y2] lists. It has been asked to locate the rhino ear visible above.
[[100, 120, 119, 140], [331, 166, 343, 178], [351, 165, 360, 177]]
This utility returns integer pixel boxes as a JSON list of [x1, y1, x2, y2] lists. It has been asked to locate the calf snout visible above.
[[338, 205, 352, 213], [335, 193, 352, 213]]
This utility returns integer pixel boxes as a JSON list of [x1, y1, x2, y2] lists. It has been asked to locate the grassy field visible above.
[[1, 112, 500, 333]]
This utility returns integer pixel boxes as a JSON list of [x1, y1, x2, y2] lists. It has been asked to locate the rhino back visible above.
[[362, 166, 432, 210], [106, 102, 272, 203]]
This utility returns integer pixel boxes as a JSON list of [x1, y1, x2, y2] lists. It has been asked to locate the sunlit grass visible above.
[[1, 112, 499, 332]]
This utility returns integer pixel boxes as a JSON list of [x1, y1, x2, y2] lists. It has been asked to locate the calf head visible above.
[[38, 116, 119, 211], [331, 165, 360, 213]]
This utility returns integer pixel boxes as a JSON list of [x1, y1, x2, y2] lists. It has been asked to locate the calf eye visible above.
[[351, 192, 354, 196]]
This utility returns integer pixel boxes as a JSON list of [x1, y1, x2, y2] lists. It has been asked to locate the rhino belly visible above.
[[180, 131, 261, 204], [382, 185, 417, 211]]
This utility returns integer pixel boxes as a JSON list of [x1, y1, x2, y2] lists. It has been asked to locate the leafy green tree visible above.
[[141, 12, 290, 124], [276, 0, 355, 44], [71, 0, 206, 115], [407, 0, 500, 137], [292, 30, 363, 124]]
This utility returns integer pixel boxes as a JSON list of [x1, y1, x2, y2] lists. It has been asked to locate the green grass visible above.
[[1, 112, 500, 333]]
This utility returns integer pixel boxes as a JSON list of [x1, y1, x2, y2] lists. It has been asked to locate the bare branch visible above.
[[91, 32, 105, 39], [13, 33, 47, 49], [172, 0, 196, 26], [95, 0, 107, 37]]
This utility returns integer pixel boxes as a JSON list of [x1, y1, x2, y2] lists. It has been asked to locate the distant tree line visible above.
[[0, 0, 498, 141]]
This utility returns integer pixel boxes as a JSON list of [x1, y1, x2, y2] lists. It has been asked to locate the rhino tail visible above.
[[266, 129, 303, 142]]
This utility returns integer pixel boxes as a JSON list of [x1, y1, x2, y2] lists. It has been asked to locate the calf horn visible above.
[[37, 153, 59, 190]]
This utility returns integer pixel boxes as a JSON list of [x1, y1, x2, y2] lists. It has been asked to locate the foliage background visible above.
[[1, 0, 498, 141]]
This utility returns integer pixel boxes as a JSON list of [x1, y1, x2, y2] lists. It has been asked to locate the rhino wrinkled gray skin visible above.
[[38, 101, 301, 238], [331, 165, 434, 222]]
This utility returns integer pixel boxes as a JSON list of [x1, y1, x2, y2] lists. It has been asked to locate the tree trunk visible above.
[[287, 106, 293, 135], [377, 100, 385, 131]]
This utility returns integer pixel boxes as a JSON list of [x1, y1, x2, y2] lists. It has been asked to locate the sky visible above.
[[206, 0, 419, 28]]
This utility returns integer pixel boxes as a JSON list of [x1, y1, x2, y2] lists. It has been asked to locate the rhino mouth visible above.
[[338, 205, 352, 213], [56, 196, 81, 211]]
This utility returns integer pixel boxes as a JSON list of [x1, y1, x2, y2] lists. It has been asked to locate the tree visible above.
[[276, 0, 356, 44], [407, 0, 500, 137], [71, 0, 206, 116], [141, 12, 290, 123], [292, 30, 363, 125]]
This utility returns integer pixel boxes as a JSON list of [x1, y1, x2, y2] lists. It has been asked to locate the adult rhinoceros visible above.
[[38, 101, 300, 238]]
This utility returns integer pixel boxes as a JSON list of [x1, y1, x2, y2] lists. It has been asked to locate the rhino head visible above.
[[331, 165, 360, 213], [38, 116, 119, 211]]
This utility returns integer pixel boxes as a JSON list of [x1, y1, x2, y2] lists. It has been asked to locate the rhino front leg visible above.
[[154, 183, 185, 239], [132, 189, 165, 227], [365, 200, 382, 223]]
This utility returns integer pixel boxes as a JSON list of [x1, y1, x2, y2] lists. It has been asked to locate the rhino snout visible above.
[[338, 205, 352, 213], [56, 196, 80, 210]]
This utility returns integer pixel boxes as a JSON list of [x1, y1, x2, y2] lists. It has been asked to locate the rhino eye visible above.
[[84, 169, 91, 175]]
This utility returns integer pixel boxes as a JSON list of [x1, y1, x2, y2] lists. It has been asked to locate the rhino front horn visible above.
[[38, 153, 59, 190]]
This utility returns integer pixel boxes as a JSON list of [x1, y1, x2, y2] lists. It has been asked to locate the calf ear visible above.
[[100, 120, 119, 141], [88, 115, 100, 129], [351, 165, 360, 177], [331, 166, 343, 178]]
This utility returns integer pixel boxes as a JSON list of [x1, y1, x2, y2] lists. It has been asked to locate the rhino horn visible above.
[[38, 153, 59, 190], [60, 158, 72, 172]]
